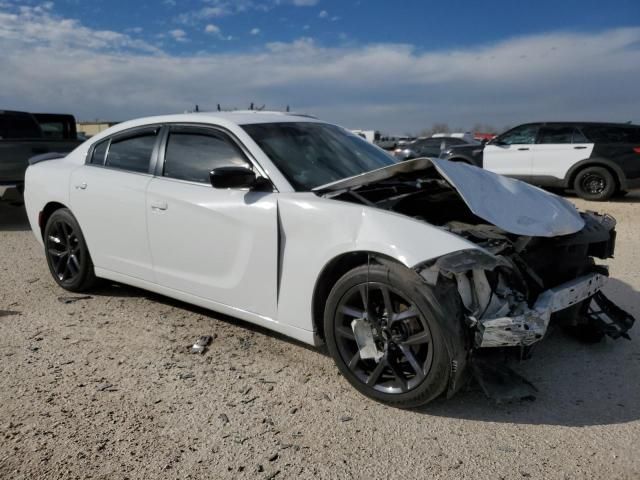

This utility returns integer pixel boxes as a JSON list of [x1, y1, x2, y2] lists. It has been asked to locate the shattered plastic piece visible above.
[[470, 357, 537, 403], [190, 335, 213, 354], [588, 291, 635, 340], [57, 295, 92, 304], [351, 318, 383, 361]]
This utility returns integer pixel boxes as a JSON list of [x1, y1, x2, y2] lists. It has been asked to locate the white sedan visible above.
[[24, 111, 633, 407]]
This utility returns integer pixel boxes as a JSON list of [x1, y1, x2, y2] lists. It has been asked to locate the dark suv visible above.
[[440, 122, 640, 201]]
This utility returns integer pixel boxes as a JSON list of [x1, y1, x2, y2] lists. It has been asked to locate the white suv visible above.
[[441, 122, 640, 201]]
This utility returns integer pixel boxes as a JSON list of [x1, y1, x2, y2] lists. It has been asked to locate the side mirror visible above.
[[209, 166, 257, 189]]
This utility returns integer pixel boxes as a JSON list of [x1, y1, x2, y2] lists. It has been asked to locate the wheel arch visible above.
[[311, 251, 404, 342], [39, 201, 69, 238], [565, 158, 626, 190]]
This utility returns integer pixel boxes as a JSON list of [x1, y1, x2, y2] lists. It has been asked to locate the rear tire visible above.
[[44, 208, 97, 292], [324, 262, 456, 408], [573, 166, 616, 201]]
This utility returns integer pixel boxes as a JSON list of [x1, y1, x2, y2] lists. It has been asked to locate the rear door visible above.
[[70, 126, 161, 282], [531, 126, 593, 181], [483, 124, 538, 177], [145, 125, 279, 320]]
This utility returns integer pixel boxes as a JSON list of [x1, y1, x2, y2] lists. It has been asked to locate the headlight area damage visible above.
[[417, 215, 634, 401], [318, 158, 635, 402]]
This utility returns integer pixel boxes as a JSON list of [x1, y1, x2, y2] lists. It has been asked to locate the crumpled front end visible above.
[[418, 212, 634, 349]]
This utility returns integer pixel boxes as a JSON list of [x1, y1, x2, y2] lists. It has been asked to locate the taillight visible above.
[[633, 147, 640, 154]]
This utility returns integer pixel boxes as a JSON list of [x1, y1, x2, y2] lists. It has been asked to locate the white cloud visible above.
[[291, 0, 319, 5], [250, 27, 261, 35], [0, 4, 638, 131], [318, 9, 328, 18], [204, 24, 221, 34], [169, 28, 187, 42]]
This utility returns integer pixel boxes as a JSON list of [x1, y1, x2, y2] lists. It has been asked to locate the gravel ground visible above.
[[1, 190, 639, 479]]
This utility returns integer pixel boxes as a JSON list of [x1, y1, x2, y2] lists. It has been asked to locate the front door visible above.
[[145, 125, 279, 320], [483, 124, 538, 177]]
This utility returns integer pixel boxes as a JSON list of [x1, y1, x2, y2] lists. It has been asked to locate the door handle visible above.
[[151, 201, 168, 211], [574, 146, 587, 149], [517, 147, 530, 151], [75, 182, 87, 190]]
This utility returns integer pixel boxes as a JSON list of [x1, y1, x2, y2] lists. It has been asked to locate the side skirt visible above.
[[94, 267, 317, 346]]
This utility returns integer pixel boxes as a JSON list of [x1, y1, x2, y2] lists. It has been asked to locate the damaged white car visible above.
[[24, 112, 634, 408]]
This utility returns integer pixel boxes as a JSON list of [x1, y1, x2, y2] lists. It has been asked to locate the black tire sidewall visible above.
[[574, 166, 616, 201], [324, 263, 453, 408], [44, 208, 96, 292]]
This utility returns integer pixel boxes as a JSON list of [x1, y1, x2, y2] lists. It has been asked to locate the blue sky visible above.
[[0, 0, 639, 132], [51, 0, 640, 53]]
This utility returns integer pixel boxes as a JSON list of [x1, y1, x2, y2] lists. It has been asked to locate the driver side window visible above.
[[497, 125, 539, 145], [163, 129, 249, 183]]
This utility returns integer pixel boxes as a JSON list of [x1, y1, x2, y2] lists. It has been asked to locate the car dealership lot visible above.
[[1, 194, 639, 479]]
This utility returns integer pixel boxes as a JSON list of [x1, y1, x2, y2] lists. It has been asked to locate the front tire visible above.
[[324, 262, 455, 408], [573, 166, 616, 201], [44, 208, 97, 292]]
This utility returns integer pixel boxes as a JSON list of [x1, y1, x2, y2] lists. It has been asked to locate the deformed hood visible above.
[[314, 158, 585, 237]]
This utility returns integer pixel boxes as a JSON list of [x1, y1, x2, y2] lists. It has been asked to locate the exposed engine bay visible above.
[[320, 161, 635, 353]]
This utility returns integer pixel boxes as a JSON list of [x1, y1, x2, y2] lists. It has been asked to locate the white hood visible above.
[[314, 158, 585, 237]]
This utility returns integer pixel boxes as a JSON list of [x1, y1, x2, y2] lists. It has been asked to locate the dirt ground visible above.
[[1, 190, 639, 480]]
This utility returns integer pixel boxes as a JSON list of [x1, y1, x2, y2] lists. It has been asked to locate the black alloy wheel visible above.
[[44, 208, 97, 292], [325, 262, 454, 408], [334, 282, 434, 394]]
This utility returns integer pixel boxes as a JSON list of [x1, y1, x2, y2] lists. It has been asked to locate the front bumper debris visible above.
[[474, 272, 608, 347], [587, 291, 635, 340]]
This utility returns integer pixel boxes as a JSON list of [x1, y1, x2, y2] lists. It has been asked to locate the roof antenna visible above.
[[217, 104, 221, 112], [195, 104, 200, 112]]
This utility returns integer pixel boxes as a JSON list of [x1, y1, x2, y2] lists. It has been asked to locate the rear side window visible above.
[[537, 126, 589, 144], [105, 133, 157, 173], [163, 130, 248, 183], [91, 140, 108, 165], [581, 125, 640, 144]]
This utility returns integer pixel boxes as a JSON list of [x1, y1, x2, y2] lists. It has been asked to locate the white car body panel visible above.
[[70, 165, 155, 282], [483, 143, 533, 176], [146, 176, 279, 320], [530, 142, 594, 180], [274, 193, 479, 334]]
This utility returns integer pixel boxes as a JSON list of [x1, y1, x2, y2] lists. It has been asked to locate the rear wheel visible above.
[[573, 166, 616, 201], [324, 262, 454, 408], [44, 208, 97, 292]]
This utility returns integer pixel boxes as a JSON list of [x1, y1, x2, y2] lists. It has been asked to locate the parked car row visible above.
[[23, 111, 635, 408]]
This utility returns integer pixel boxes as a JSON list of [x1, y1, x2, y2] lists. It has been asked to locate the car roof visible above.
[[124, 110, 322, 128]]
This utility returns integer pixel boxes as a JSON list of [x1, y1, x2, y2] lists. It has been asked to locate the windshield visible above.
[[242, 122, 397, 191]]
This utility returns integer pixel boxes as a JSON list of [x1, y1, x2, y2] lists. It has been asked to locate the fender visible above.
[[564, 157, 628, 189]]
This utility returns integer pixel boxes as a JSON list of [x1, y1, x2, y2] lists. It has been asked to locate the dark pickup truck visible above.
[[0, 110, 82, 197]]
